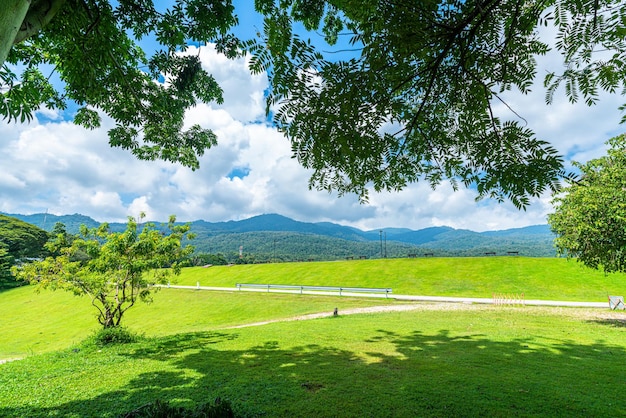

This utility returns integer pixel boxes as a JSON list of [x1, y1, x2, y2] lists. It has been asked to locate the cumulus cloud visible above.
[[1, 36, 623, 232]]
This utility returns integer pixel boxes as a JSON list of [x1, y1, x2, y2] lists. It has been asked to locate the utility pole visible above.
[[379, 230, 383, 258], [384, 231, 387, 258]]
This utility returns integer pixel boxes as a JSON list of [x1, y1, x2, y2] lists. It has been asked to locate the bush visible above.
[[87, 326, 142, 346], [119, 398, 236, 418]]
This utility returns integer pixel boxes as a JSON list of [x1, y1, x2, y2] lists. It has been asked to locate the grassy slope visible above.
[[2, 256, 626, 360], [1, 307, 624, 417], [179, 256, 626, 301], [0, 286, 396, 359]]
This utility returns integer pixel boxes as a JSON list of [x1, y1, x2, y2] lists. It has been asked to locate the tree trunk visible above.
[[0, 0, 30, 68], [0, 0, 67, 68], [100, 304, 126, 328]]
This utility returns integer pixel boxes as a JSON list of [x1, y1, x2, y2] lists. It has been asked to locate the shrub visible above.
[[119, 398, 236, 417], [87, 326, 142, 347]]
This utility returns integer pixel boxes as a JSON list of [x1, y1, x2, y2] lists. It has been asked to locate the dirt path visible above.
[[224, 302, 487, 329], [223, 302, 625, 329]]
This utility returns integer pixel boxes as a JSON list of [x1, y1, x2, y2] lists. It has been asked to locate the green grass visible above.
[[2, 256, 626, 360], [2, 256, 626, 416], [179, 256, 626, 301], [1, 306, 625, 417], [0, 285, 397, 359]]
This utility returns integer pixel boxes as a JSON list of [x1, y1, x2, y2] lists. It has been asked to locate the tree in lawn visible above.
[[548, 134, 626, 273], [3, 2, 626, 207], [14, 215, 194, 328]]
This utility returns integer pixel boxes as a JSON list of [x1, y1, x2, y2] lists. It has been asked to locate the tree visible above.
[[3, 2, 626, 206], [0, 214, 49, 259], [248, 0, 626, 207], [0, 215, 49, 289], [0, 245, 14, 280], [13, 215, 194, 328], [548, 134, 626, 273], [1, 0, 239, 169]]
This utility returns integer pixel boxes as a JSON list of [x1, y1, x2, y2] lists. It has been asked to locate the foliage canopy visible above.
[[0, 214, 49, 288], [549, 134, 626, 273], [2, 0, 238, 169], [249, 0, 626, 207], [0, 214, 49, 259], [3, 1, 626, 206]]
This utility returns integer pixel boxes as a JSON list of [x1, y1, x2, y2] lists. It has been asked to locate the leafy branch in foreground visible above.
[[248, 0, 626, 208], [13, 214, 194, 328], [1, 0, 239, 169], [3, 1, 626, 207]]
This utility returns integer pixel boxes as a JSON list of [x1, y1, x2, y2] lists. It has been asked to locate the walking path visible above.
[[157, 284, 609, 308]]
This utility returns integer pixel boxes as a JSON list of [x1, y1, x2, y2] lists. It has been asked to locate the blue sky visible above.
[[0, 4, 624, 232]]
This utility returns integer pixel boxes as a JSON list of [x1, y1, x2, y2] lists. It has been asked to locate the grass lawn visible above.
[[178, 257, 626, 301], [2, 257, 626, 416], [0, 285, 398, 359], [1, 305, 625, 417], [2, 256, 626, 360]]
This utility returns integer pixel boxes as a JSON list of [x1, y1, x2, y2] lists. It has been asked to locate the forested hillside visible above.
[[0, 215, 49, 289], [3, 213, 556, 262]]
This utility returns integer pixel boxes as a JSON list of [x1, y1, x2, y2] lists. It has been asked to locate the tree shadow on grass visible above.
[[587, 318, 626, 328], [1, 325, 626, 417]]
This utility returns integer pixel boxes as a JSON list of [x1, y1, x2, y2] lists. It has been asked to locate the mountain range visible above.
[[2, 212, 557, 261]]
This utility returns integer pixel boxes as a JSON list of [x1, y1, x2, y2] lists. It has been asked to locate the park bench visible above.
[[608, 295, 625, 310], [235, 283, 393, 298]]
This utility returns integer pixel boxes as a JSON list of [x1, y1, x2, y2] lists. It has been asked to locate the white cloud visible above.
[[1, 35, 624, 233]]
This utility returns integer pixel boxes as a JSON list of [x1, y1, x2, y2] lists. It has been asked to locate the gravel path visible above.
[[223, 303, 433, 329]]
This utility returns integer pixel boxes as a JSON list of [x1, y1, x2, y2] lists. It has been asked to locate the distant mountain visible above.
[[372, 226, 456, 245], [482, 224, 552, 236], [3, 213, 101, 232], [2, 212, 557, 259], [191, 214, 367, 241]]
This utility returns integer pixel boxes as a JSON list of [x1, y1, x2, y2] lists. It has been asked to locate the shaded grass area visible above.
[[178, 257, 626, 301], [0, 286, 397, 359], [1, 307, 625, 417]]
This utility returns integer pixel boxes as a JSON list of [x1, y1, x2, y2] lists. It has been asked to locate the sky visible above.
[[1, 7, 625, 232]]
